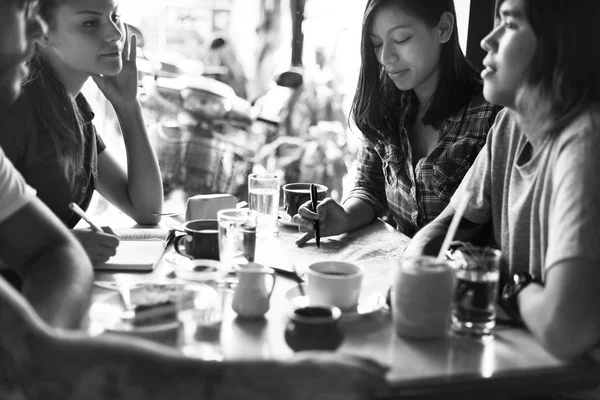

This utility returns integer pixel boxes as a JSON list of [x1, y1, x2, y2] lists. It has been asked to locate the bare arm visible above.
[[96, 102, 163, 225], [0, 279, 389, 400], [518, 261, 600, 360], [517, 124, 600, 359], [342, 197, 377, 232], [404, 203, 487, 257], [0, 198, 93, 329], [94, 34, 163, 225]]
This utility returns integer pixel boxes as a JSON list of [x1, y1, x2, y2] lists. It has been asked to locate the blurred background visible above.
[[85, 0, 475, 222]]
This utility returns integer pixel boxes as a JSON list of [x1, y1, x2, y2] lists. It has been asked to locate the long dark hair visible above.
[[23, 0, 87, 182], [351, 0, 481, 143], [513, 0, 600, 135]]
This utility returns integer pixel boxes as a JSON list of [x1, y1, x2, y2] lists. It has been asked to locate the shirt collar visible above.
[[75, 94, 95, 124]]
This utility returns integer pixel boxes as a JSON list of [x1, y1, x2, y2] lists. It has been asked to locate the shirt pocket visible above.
[[431, 148, 474, 200], [380, 144, 405, 187]]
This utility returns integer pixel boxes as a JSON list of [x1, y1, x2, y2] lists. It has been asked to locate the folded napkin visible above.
[[185, 194, 237, 221]]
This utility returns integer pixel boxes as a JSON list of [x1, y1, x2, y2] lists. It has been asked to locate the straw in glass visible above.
[[437, 193, 470, 260]]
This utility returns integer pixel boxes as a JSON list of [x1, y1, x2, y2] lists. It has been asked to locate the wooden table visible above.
[[91, 219, 600, 399]]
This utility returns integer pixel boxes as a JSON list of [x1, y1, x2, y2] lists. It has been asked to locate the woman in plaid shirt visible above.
[[295, 0, 501, 244]]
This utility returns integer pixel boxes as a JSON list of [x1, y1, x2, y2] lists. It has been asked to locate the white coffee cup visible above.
[[307, 261, 363, 310]]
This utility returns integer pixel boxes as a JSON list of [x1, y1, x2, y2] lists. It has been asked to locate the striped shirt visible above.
[[345, 88, 501, 237]]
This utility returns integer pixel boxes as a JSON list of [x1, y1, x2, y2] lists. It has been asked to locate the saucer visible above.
[[284, 286, 386, 321], [278, 208, 300, 228], [172, 258, 229, 282], [164, 216, 185, 232]]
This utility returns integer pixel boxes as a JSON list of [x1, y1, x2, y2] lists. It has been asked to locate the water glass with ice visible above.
[[248, 173, 280, 236]]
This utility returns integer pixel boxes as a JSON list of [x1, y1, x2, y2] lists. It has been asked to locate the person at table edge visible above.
[[0, 0, 93, 330], [405, 0, 600, 360]]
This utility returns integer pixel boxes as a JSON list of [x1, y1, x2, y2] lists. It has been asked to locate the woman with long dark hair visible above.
[[0, 0, 163, 264], [295, 0, 500, 244]]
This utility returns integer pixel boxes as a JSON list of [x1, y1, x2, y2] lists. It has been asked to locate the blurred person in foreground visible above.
[[405, 0, 600, 361], [294, 0, 501, 245], [0, 2, 389, 399], [0, 0, 93, 330]]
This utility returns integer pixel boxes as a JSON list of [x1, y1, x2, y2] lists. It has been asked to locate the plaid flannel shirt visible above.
[[345, 88, 501, 237]]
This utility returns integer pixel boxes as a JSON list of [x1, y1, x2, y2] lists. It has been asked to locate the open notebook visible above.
[[95, 228, 172, 272]]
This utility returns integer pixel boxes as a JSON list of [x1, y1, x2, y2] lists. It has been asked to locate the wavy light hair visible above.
[[513, 0, 600, 136]]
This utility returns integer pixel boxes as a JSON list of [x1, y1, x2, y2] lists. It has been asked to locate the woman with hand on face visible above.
[[294, 0, 500, 246], [0, 0, 163, 265]]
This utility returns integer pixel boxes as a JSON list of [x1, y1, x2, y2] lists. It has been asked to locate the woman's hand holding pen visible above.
[[72, 228, 120, 265], [293, 198, 349, 247]]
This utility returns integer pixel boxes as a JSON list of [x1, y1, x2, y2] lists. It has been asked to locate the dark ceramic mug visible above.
[[174, 219, 219, 260], [282, 183, 328, 218]]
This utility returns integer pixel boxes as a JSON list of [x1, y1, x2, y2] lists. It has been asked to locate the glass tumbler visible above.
[[449, 246, 502, 340], [177, 283, 225, 360], [217, 208, 258, 288], [248, 173, 280, 236]]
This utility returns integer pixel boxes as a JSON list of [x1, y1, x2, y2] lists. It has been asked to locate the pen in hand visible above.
[[310, 184, 320, 248], [68, 202, 103, 233]]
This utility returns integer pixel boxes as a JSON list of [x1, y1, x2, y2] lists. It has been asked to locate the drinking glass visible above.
[[449, 246, 502, 340], [248, 173, 280, 236], [217, 208, 258, 288], [177, 283, 227, 360]]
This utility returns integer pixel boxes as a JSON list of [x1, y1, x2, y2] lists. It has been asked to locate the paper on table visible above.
[[95, 241, 166, 272], [95, 228, 171, 272], [113, 228, 170, 241]]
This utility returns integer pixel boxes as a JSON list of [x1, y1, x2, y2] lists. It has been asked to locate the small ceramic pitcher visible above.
[[232, 263, 276, 319]]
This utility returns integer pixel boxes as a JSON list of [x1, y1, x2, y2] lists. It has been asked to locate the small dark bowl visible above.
[[284, 305, 344, 352]]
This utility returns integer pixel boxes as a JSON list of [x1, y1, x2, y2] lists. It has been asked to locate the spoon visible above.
[[292, 264, 305, 296], [152, 212, 184, 216], [117, 284, 136, 321]]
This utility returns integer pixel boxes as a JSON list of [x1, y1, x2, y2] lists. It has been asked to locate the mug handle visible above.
[[265, 270, 277, 300], [173, 235, 192, 259]]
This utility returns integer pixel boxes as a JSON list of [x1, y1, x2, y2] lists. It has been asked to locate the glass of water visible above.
[[177, 283, 226, 360], [248, 173, 280, 236], [449, 245, 502, 340], [217, 208, 258, 288]]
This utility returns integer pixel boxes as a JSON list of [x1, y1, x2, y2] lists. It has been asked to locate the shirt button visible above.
[[82, 186, 87, 193]]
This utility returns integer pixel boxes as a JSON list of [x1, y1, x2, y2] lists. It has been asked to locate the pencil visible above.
[[68, 202, 103, 233], [310, 184, 320, 248]]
